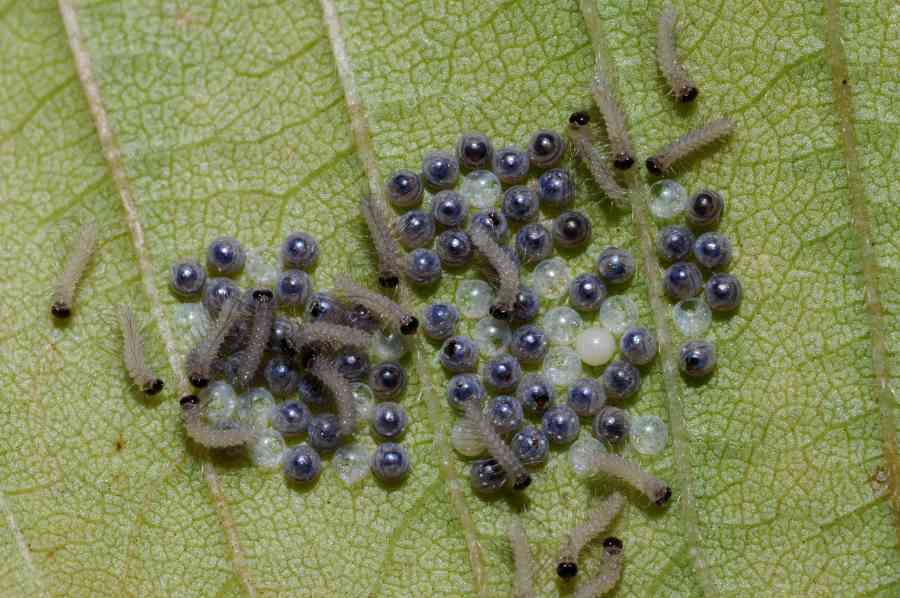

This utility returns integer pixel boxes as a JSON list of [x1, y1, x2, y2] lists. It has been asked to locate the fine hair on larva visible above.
[[307, 356, 356, 437], [235, 289, 275, 388], [645, 117, 735, 175], [179, 394, 253, 448], [468, 225, 518, 321], [573, 537, 624, 598], [587, 453, 672, 506], [185, 296, 244, 388], [331, 275, 419, 335], [289, 321, 373, 358], [463, 400, 531, 490], [566, 113, 628, 208], [51, 221, 98, 319], [656, 3, 698, 103], [591, 66, 636, 169], [118, 305, 164, 396], [359, 195, 402, 289], [507, 519, 536, 598], [556, 492, 625, 579]]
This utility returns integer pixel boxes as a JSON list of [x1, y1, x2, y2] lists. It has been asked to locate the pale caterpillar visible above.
[[307, 355, 356, 437], [462, 400, 531, 490], [566, 112, 628, 208], [51, 221, 98, 319], [185, 296, 244, 388], [556, 492, 625, 579], [179, 394, 253, 448], [591, 66, 636, 169], [468, 225, 518, 321], [573, 537, 624, 598], [331, 275, 418, 335], [118, 305, 164, 396], [656, 3, 698, 103], [288, 321, 373, 357], [645, 117, 735, 175], [235, 289, 275, 388], [359, 195, 402, 289], [587, 453, 672, 506], [507, 519, 536, 598]]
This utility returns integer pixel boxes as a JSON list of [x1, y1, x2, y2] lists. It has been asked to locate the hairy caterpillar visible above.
[[463, 400, 530, 490], [359, 195, 402, 289], [566, 112, 628, 208], [185, 296, 244, 388], [656, 3, 698, 103], [118, 305, 164, 396], [235, 289, 275, 388], [587, 453, 672, 506], [507, 519, 536, 598], [556, 492, 625, 579], [307, 355, 356, 437], [51, 221, 97, 319], [289, 322, 373, 359], [179, 394, 253, 448], [645, 117, 734, 174], [590, 66, 635, 169], [573, 537, 624, 598], [468, 225, 518, 321], [331, 275, 418, 335]]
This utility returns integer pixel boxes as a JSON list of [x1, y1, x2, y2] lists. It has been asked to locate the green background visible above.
[[0, 1, 897, 596]]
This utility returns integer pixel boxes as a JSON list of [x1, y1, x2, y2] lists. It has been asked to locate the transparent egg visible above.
[[672, 298, 712, 336], [598, 295, 639, 336], [629, 415, 668, 455], [472, 317, 512, 357], [569, 435, 607, 478], [245, 249, 278, 287], [201, 382, 239, 427], [172, 302, 209, 344], [372, 330, 409, 362], [543, 346, 583, 387], [574, 326, 616, 367], [333, 443, 372, 485], [351, 383, 375, 423], [460, 169, 502, 209], [451, 419, 485, 457], [648, 179, 687, 220], [456, 279, 495, 319], [237, 387, 276, 429], [531, 257, 572, 300], [541, 306, 583, 345], [249, 429, 286, 469]]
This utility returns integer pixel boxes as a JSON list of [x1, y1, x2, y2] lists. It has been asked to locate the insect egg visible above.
[[685, 189, 725, 229], [527, 129, 566, 168], [307, 413, 343, 452], [568, 273, 607, 312], [202, 277, 241, 317], [656, 225, 694, 262], [169, 260, 206, 299], [482, 353, 523, 392], [272, 400, 310, 436], [542, 405, 580, 445], [511, 426, 550, 465], [371, 442, 411, 483], [369, 362, 407, 399], [566, 378, 606, 417], [619, 326, 658, 366], [511, 286, 540, 323], [371, 402, 408, 439], [516, 373, 556, 416], [431, 190, 468, 228], [509, 324, 549, 365], [281, 232, 319, 270], [514, 223, 553, 265], [552, 210, 592, 250], [283, 445, 322, 483], [274, 269, 311, 308], [457, 132, 494, 169], [385, 169, 424, 208], [501, 186, 540, 223], [395, 210, 436, 249], [663, 262, 703, 301], [471, 208, 509, 242], [596, 247, 636, 285], [693, 232, 733, 269], [592, 406, 630, 444], [206, 236, 246, 276], [446, 373, 486, 411], [335, 349, 370, 382], [678, 339, 716, 378], [435, 230, 474, 268], [470, 458, 508, 494], [705, 273, 743, 312], [404, 248, 442, 286], [421, 302, 460, 340], [263, 356, 300, 396], [537, 168, 575, 209], [486, 395, 524, 436], [268, 317, 297, 353], [492, 147, 530, 184], [602, 360, 641, 400], [439, 335, 480, 373], [422, 151, 460, 190]]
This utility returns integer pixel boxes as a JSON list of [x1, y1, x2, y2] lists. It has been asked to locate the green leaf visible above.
[[1, 0, 897, 596]]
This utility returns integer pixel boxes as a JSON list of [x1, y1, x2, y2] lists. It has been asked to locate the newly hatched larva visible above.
[[118, 305, 164, 395], [566, 112, 628, 208], [645, 117, 735, 175], [508, 520, 536, 598], [359, 195, 402, 289], [587, 453, 672, 506], [331, 276, 418, 335], [51, 221, 98, 319], [468, 225, 518, 321], [307, 356, 356, 437], [179, 394, 253, 448], [289, 322, 373, 359], [556, 492, 625, 579], [656, 3, 698, 103], [463, 400, 531, 490], [186, 296, 244, 388], [591, 65, 635, 169], [573, 537, 624, 598], [235, 289, 275, 388]]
